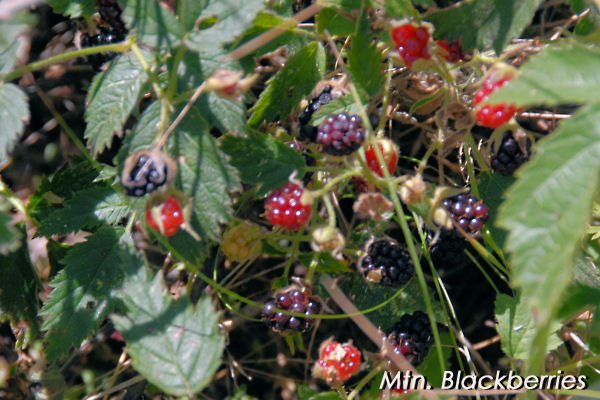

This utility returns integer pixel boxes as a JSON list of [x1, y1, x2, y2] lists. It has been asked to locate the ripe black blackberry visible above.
[[298, 85, 333, 142], [490, 130, 531, 176], [121, 152, 172, 197], [427, 229, 469, 272], [81, 27, 125, 70], [387, 311, 433, 366], [442, 192, 489, 233], [96, 0, 127, 35], [317, 113, 365, 156], [262, 287, 321, 332], [361, 240, 414, 287]]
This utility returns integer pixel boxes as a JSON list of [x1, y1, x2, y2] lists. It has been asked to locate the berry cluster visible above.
[[222, 221, 262, 262], [391, 24, 431, 68], [365, 139, 398, 177], [490, 131, 531, 176], [317, 113, 365, 156], [474, 76, 518, 128], [80, 0, 127, 70], [121, 152, 169, 197], [262, 287, 321, 332], [146, 197, 184, 237], [436, 39, 470, 63], [298, 85, 333, 142], [264, 182, 312, 231], [442, 192, 489, 233], [361, 240, 414, 287], [427, 229, 469, 271], [313, 340, 361, 383], [387, 311, 433, 366]]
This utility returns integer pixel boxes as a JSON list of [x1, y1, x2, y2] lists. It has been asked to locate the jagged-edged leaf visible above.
[[497, 103, 600, 331], [0, 83, 29, 161], [249, 42, 326, 126], [495, 293, 563, 361], [348, 12, 383, 98], [112, 266, 224, 397], [428, 0, 543, 54], [0, 13, 35, 75], [174, 49, 234, 92], [186, 0, 264, 52], [478, 171, 516, 249], [41, 228, 127, 361], [172, 109, 240, 240], [574, 254, 600, 289], [316, 8, 355, 36], [46, 0, 95, 16], [297, 252, 351, 274], [0, 235, 39, 330], [220, 134, 304, 197], [557, 283, 600, 320], [487, 41, 600, 106], [84, 53, 149, 155], [0, 212, 21, 256], [37, 187, 129, 237], [122, 0, 184, 48], [310, 94, 361, 126], [383, 0, 420, 19], [196, 94, 246, 134], [338, 274, 445, 332]]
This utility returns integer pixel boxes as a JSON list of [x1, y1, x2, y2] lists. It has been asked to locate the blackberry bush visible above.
[[361, 240, 414, 287], [386, 311, 433, 367]]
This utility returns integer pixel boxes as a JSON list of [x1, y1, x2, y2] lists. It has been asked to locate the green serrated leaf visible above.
[[297, 252, 351, 274], [41, 228, 126, 361], [497, 102, 600, 369], [220, 133, 305, 197], [557, 283, 600, 320], [112, 266, 224, 397], [123, 0, 184, 48], [427, 0, 543, 54], [383, 0, 420, 19], [46, 0, 95, 16], [315, 8, 355, 36], [0, 14, 35, 75], [249, 42, 326, 126], [0, 234, 39, 332], [186, 0, 264, 52], [338, 275, 445, 332], [348, 12, 383, 98], [310, 94, 361, 126], [487, 41, 600, 107], [0, 83, 30, 161], [0, 212, 21, 256], [37, 187, 129, 237], [574, 254, 600, 289], [478, 171, 516, 249], [196, 94, 247, 134], [495, 293, 563, 361], [84, 53, 149, 155]]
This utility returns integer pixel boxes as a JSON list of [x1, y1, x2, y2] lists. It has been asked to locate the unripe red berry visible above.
[[391, 24, 431, 68], [264, 183, 312, 231], [146, 196, 184, 236], [365, 139, 399, 177], [474, 75, 518, 128]]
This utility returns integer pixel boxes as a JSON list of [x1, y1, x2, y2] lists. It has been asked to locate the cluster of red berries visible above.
[[262, 287, 321, 332], [386, 311, 433, 366], [474, 75, 518, 128], [317, 113, 365, 156], [365, 139, 398, 177], [313, 340, 361, 383], [391, 24, 431, 68], [145, 197, 184, 237], [264, 182, 312, 231], [442, 192, 489, 233]]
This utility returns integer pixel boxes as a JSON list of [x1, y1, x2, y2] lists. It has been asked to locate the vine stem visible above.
[[3, 41, 131, 82]]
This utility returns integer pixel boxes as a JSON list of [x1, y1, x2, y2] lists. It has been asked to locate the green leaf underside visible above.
[[338, 274, 445, 332], [37, 187, 129, 237], [0, 83, 30, 161], [196, 94, 247, 134], [249, 42, 326, 126], [487, 42, 600, 106], [428, 0, 543, 54], [112, 266, 224, 397], [495, 294, 562, 360], [221, 134, 305, 197], [41, 228, 126, 361], [0, 212, 21, 256], [84, 53, 149, 155], [498, 103, 600, 325]]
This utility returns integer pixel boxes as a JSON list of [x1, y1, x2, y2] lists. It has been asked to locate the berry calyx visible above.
[[474, 75, 518, 128], [365, 139, 399, 177], [261, 286, 321, 332], [264, 182, 312, 231], [317, 113, 365, 156], [313, 339, 361, 383], [490, 130, 531, 176], [146, 196, 184, 236], [387, 311, 433, 367], [441, 192, 489, 234], [391, 24, 431, 68], [361, 240, 414, 287]]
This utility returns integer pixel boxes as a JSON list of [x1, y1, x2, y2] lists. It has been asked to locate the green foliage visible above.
[[478, 171, 515, 248], [46, 0, 95, 17], [0, 13, 35, 75], [123, 0, 184, 47], [112, 264, 224, 397], [41, 228, 127, 361], [84, 53, 149, 155], [348, 12, 383, 98], [249, 42, 326, 126], [316, 8, 355, 36], [221, 133, 305, 197], [428, 0, 543, 54], [0, 212, 21, 256], [495, 293, 563, 361], [0, 83, 30, 162], [298, 252, 351, 274], [310, 95, 361, 125]]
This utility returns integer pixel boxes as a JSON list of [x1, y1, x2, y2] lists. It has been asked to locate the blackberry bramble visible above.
[[387, 311, 433, 366], [361, 240, 414, 287]]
